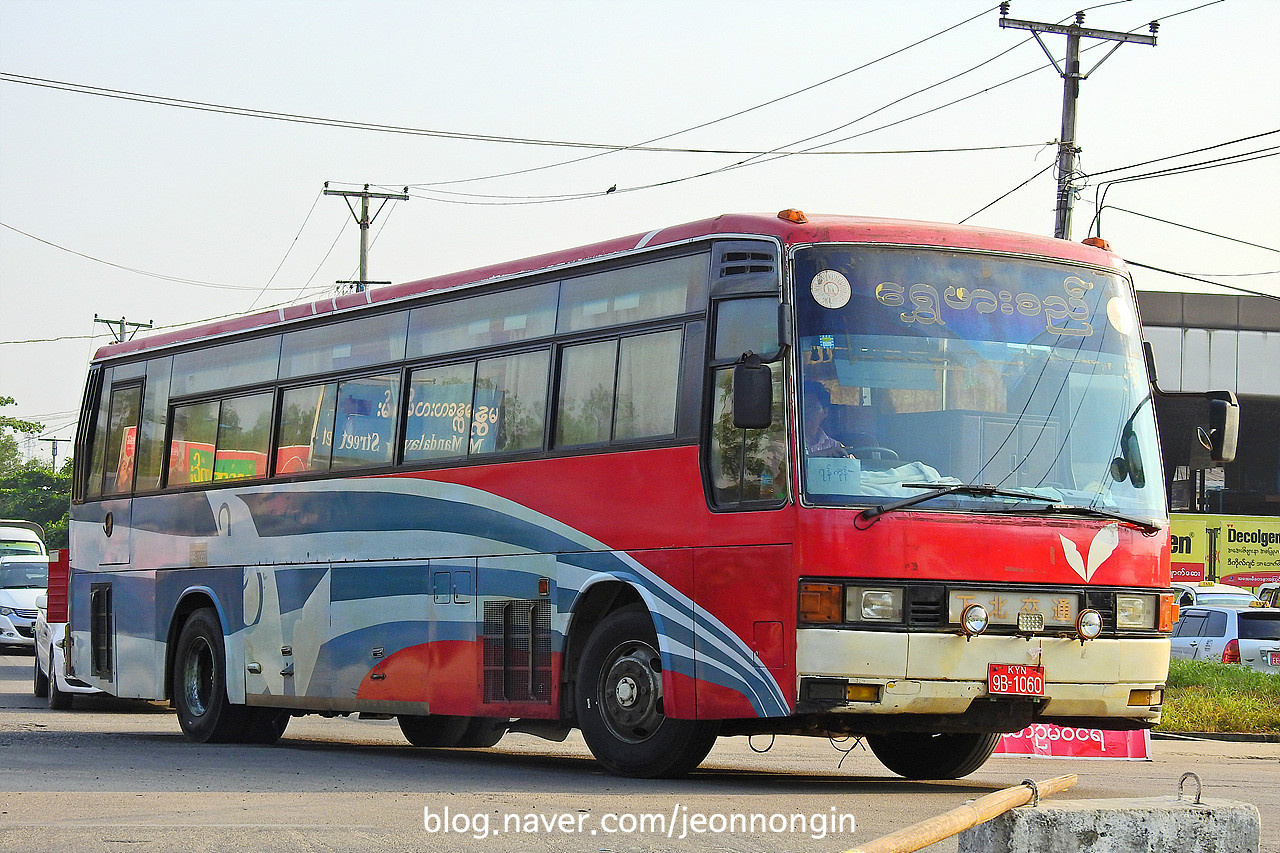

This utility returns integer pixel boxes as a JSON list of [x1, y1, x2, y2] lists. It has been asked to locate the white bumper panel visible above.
[[797, 628, 1169, 720]]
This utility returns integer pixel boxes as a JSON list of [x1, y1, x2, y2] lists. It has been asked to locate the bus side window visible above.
[[474, 351, 549, 455], [404, 364, 475, 462], [708, 365, 787, 507], [277, 383, 337, 474], [134, 357, 172, 491], [332, 374, 400, 470], [99, 384, 142, 497], [168, 401, 220, 486]]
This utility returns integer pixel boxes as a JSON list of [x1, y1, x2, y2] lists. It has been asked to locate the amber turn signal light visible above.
[[799, 582, 842, 624], [1158, 594, 1178, 632]]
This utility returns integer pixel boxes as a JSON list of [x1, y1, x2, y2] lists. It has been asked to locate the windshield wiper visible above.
[[858, 484, 1061, 526], [986, 502, 1162, 534]]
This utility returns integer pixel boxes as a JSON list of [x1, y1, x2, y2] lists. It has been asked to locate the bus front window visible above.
[[794, 245, 1163, 523]]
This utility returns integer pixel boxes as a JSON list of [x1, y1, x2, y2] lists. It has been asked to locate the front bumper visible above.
[[796, 628, 1169, 724], [1, 615, 34, 647]]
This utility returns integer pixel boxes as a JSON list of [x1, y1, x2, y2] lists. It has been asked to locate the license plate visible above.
[[1269, 651, 1280, 667], [988, 663, 1045, 696]]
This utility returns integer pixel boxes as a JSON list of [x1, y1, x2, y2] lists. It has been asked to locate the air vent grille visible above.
[[482, 599, 552, 703]]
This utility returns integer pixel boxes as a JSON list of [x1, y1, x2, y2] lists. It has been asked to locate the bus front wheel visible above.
[[173, 608, 255, 743], [576, 605, 718, 778], [866, 731, 1001, 779]]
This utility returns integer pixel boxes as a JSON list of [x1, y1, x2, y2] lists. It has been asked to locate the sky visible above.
[[2, 0, 1278, 461]]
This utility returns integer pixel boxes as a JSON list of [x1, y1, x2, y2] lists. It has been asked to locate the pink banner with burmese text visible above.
[[993, 724, 1150, 760]]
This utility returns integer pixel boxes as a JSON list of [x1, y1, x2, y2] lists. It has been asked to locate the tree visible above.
[[0, 462, 72, 548], [1, 395, 44, 477], [0, 395, 69, 548]]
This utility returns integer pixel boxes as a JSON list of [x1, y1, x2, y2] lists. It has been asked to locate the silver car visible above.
[[1170, 604, 1280, 672]]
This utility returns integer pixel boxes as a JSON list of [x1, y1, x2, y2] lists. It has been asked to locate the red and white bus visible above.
[[67, 211, 1236, 778]]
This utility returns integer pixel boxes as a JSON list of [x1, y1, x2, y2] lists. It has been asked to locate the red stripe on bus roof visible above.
[[91, 213, 1123, 361]]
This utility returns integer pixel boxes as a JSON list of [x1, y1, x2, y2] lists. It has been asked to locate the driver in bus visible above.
[[803, 381, 847, 458]]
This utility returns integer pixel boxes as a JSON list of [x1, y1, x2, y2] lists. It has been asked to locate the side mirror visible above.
[[1203, 396, 1239, 463], [733, 353, 773, 430], [1144, 341, 1239, 465]]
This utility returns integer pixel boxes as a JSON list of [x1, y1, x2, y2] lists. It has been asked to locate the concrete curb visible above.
[[1153, 731, 1280, 743]]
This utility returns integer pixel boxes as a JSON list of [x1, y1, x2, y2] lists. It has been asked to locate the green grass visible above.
[[1157, 659, 1280, 733]]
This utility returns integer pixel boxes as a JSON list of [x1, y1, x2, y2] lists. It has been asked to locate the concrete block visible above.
[[957, 796, 1260, 853]]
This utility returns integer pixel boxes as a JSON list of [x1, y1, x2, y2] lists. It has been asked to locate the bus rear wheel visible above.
[[173, 608, 255, 743], [866, 731, 1001, 780], [576, 605, 718, 778]]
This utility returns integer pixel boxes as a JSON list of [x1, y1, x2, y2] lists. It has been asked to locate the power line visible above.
[[247, 191, 324, 310], [1086, 128, 1280, 179], [1125, 260, 1280, 300], [1, 220, 283, 291], [959, 159, 1059, 223], [1102, 206, 1280, 254], [409, 5, 1001, 188]]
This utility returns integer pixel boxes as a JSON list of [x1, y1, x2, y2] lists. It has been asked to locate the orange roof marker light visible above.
[[1081, 236, 1112, 251], [777, 208, 808, 224]]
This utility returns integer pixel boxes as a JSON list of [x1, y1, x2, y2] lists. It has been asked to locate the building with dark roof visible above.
[[1138, 291, 1280, 516]]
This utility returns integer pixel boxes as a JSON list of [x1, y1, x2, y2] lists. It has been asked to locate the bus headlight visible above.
[[1116, 594, 1157, 630], [1076, 609, 1103, 640], [848, 587, 904, 622], [961, 603, 989, 637]]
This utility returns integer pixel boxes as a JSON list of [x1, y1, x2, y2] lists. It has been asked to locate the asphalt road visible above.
[[0, 647, 1275, 853]]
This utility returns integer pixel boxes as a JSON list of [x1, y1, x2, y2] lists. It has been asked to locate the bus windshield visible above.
[[795, 245, 1163, 522]]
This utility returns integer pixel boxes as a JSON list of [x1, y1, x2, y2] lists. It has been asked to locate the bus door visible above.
[[92, 380, 143, 567]]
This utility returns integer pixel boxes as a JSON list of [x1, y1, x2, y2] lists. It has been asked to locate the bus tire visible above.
[[576, 605, 718, 778], [33, 654, 49, 699], [398, 714, 470, 747], [456, 717, 507, 748], [866, 731, 1001, 780], [172, 608, 252, 743]]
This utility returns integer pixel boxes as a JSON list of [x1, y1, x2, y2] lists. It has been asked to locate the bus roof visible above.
[[91, 212, 1125, 363]]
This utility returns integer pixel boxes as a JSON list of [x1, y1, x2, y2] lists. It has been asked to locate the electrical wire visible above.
[[1125, 260, 1280, 300], [407, 4, 1001, 188], [1086, 129, 1280, 180], [246, 191, 324, 310], [959, 159, 1059, 223], [1101, 206, 1280, 254], [0, 220, 297, 292]]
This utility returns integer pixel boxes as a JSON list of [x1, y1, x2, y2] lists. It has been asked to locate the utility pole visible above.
[[93, 315, 153, 343], [38, 437, 71, 471], [323, 183, 409, 292], [999, 4, 1157, 240]]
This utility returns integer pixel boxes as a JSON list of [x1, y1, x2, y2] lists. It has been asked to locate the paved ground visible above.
[[0, 647, 1275, 852]]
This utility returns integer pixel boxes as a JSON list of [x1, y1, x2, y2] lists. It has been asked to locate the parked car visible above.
[[1171, 581, 1259, 609], [32, 549, 99, 708], [33, 598, 100, 708], [0, 520, 49, 649], [1257, 583, 1280, 608], [1170, 604, 1280, 672], [0, 555, 48, 650]]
